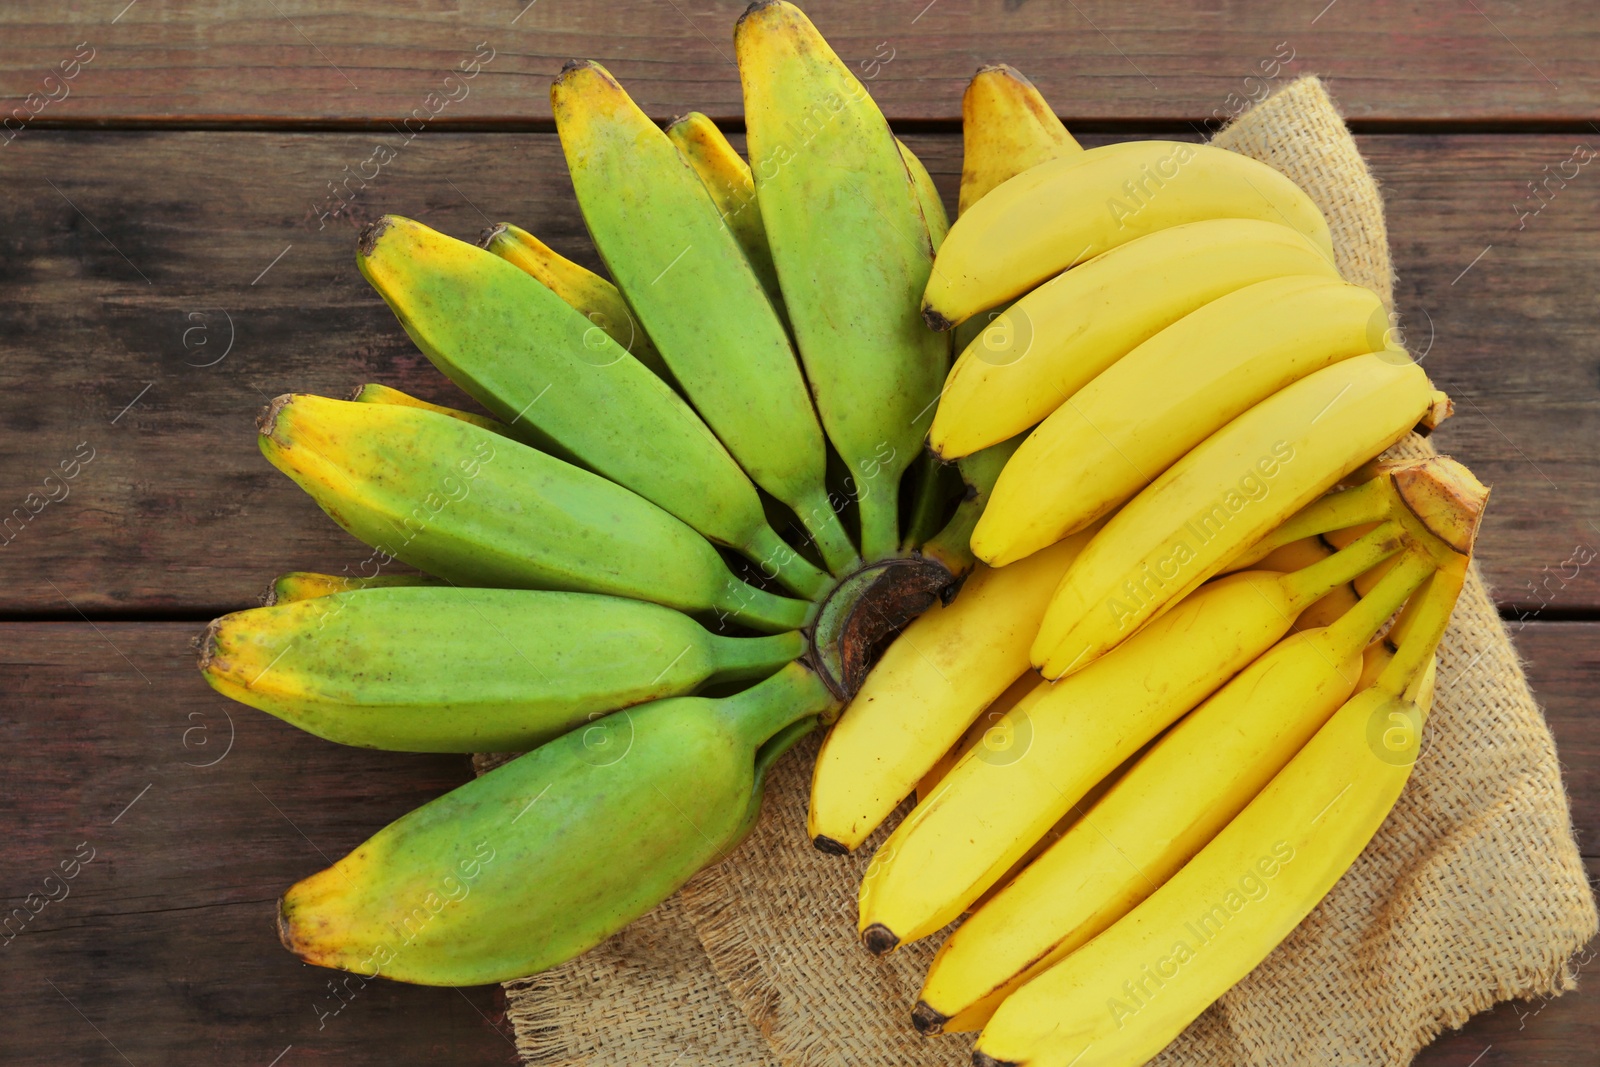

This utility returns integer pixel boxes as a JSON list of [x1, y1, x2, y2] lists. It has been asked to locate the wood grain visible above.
[[0, 622, 519, 1066], [0, 619, 1590, 1065], [0, 130, 1596, 614], [0, 1, 1596, 126]]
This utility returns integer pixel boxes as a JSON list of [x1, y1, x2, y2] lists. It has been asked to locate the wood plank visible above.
[[0, 617, 1591, 1064], [2, 1, 1598, 126], [0, 130, 1596, 614], [0, 622, 518, 1065]]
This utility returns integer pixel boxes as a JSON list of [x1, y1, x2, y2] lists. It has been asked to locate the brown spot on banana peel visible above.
[[193, 617, 225, 670], [737, 0, 784, 27], [861, 922, 900, 956], [1414, 389, 1454, 436], [911, 1000, 949, 1036], [811, 834, 850, 856]]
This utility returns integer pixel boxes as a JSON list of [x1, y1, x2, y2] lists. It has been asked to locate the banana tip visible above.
[[256, 394, 295, 440], [476, 222, 507, 249], [193, 617, 224, 672], [861, 922, 899, 956], [971, 1052, 1019, 1067], [910, 1001, 948, 1036], [356, 215, 392, 258], [922, 304, 954, 332], [737, 1, 784, 26], [811, 835, 850, 856]]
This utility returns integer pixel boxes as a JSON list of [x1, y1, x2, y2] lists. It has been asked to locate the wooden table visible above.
[[1, 3, 1595, 1063]]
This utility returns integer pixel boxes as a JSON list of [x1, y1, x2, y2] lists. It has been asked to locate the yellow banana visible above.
[[974, 275, 1391, 564], [971, 557, 1466, 1067], [1032, 352, 1440, 679], [477, 221, 669, 381], [914, 549, 1434, 1033], [808, 528, 1094, 854], [958, 64, 1082, 214], [854, 522, 1405, 953], [930, 219, 1341, 459], [664, 111, 784, 312], [922, 139, 1334, 330]]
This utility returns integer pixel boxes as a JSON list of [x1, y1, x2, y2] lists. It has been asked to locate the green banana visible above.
[[265, 570, 439, 605], [663, 110, 785, 313], [277, 662, 836, 986], [738, 0, 947, 560], [552, 61, 857, 577], [257, 393, 812, 633], [476, 221, 671, 382], [201, 586, 805, 752], [920, 434, 1026, 578], [357, 213, 827, 598], [349, 382, 510, 434], [898, 138, 950, 249]]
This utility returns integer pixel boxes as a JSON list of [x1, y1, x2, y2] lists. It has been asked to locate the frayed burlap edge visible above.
[[494, 75, 1597, 1066]]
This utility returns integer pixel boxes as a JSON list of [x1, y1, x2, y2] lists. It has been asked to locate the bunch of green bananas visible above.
[[807, 62, 1488, 1067], [199, 3, 1488, 1060], [199, 1, 964, 988]]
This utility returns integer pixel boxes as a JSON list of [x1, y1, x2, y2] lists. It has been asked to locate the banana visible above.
[[278, 661, 835, 986], [975, 275, 1391, 564], [1253, 537, 1360, 631], [971, 559, 1466, 1067], [913, 671, 1042, 804], [948, 67, 1082, 361], [919, 435, 1025, 578], [958, 64, 1082, 215], [738, 0, 947, 560], [898, 138, 950, 249], [854, 522, 1406, 953], [914, 549, 1435, 1033], [663, 111, 784, 312], [257, 394, 812, 633], [201, 586, 805, 752], [930, 219, 1342, 458], [265, 571, 439, 605], [553, 62, 856, 578], [1033, 352, 1440, 679], [358, 214, 828, 598], [808, 527, 1095, 854], [922, 139, 1335, 330], [349, 382, 508, 434], [477, 222, 670, 381]]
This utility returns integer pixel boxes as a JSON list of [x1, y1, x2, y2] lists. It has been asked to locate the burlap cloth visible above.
[[487, 77, 1597, 1066]]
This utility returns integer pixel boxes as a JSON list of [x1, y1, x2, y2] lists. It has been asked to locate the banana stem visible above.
[[1238, 477, 1398, 569], [1281, 520, 1404, 611], [1375, 555, 1468, 698], [716, 661, 839, 750], [791, 486, 862, 577], [708, 630, 808, 684], [858, 471, 903, 562], [1322, 549, 1436, 657], [920, 498, 981, 577], [714, 580, 815, 634], [745, 523, 832, 599]]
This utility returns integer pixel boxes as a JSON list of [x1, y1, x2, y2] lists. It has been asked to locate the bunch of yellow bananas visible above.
[[193, 1, 1486, 1058], [810, 61, 1486, 1067]]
